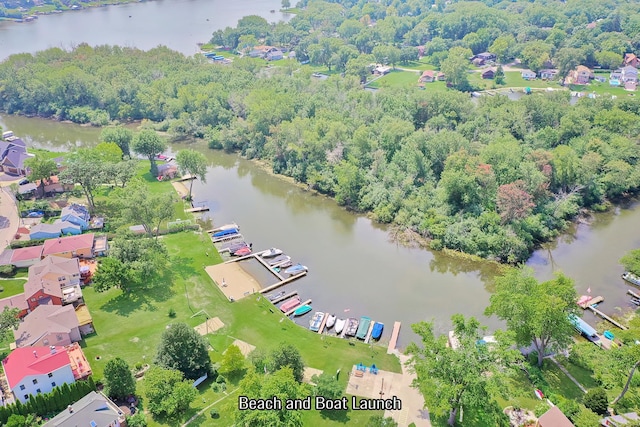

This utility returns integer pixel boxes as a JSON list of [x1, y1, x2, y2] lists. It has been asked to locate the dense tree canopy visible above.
[[103, 357, 136, 400], [154, 322, 212, 380]]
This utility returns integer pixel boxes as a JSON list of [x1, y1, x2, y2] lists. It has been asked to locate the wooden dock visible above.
[[628, 289, 640, 299], [587, 306, 628, 330], [253, 253, 284, 280], [206, 223, 239, 234], [178, 174, 196, 181], [269, 291, 298, 305], [387, 321, 401, 354], [284, 299, 311, 317], [317, 312, 330, 334], [259, 272, 307, 294], [185, 206, 209, 213], [223, 252, 255, 263], [363, 321, 376, 344], [578, 296, 604, 309]]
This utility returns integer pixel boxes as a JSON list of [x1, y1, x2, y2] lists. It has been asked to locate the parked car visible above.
[[18, 178, 29, 185], [26, 211, 44, 218]]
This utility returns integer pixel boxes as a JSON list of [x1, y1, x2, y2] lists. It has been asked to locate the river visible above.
[[1, 114, 639, 347], [0, 0, 289, 60]]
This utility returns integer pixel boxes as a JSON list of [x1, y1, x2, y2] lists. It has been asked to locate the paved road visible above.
[[385, 352, 431, 427], [0, 178, 21, 251]]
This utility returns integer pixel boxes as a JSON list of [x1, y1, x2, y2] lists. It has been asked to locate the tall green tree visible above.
[[175, 149, 208, 200], [269, 344, 305, 383], [621, 249, 640, 276], [219, 344, 245, 380], [155, 322, 212, 380], [144, 366, 197, 418], [101, 125, 134, 157], [59, 149, 107, 212], [24, 156, 57, 195], [0, 307, 20, 338], [92, 257, 131, 292], [440, 47, 472, 91], [485, 268, 578, 367], [115, 180, 176, 239], [104, 357, 136, 400], [132, 129, 167, 176], [407, 315, 519, 426]]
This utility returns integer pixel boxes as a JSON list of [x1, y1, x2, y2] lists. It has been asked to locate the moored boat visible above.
[[270, 256, 291, 267], [260, 248, 283, 258], [280, 297, 301, 312], [273, 260, 293, 271], [326, 314, 336, 329], [622, 272, 640, 286], [294, 305, 312, 316], [356, 316, 372, 339], [371, 322, 384, 340], [345, 318, 359, 337], [309, 312, 325, 332], [213, 228, 239, 238], [284, 263, 308, 276], [334, 318, 346, 334], [209, 223, 239, 233], [233, 247, 251, 256], [267, 291, 285, 301]]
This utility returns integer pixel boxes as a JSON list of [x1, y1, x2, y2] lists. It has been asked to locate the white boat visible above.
[[284, 264, 308, 276], [326, 314, 336, 329], [334, 318, 346, 334], [260, 248, 283, 258], [268, 255, 290, 266], [309, 312, 325, 332]]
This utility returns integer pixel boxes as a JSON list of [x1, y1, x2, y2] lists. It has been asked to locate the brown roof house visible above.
[[14, 304, 81, 348], [537, 406, 575, 427], [624, 53, 640, 68], [41, 234, 95, 259], [419, 70, 435, 83], [568, 65, 594, 85], [24, 255, 84, 311], [481, 68, 495, 79]]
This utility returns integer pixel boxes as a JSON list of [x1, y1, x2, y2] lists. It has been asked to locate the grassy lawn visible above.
[[399, 60, 438, 72], [0, 278, 27, 297], [569, 81, 630, 97], [367, 69, 421, 89], [541, 361, 585, 402], [79, 171, 400, 426], [554, 356, 599, 390]]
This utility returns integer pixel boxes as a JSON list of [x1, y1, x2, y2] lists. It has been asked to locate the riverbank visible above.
[[1, 0, 151, 22]]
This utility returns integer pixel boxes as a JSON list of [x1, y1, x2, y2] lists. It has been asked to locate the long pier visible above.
[[224, 252, 255, 263], [253, 253, 284, 280], [317, 312, 330, 334], [587, 306, 628, 330], [627, 289, 640, 299], [259, 272, 307, 294], [212, 233, 243, 244], [363, 321, 376, 344], [185, 206, 209, 213], [269, 291, 298, 305], [387, 321, 401, 354], [284, 299, 311, 317]]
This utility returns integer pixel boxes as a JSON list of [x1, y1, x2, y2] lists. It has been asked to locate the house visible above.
[[481, 68, 495, 79], [75, 304, 95, 336], [0, 293, 28, 318], [0, 149, 32, 176], [24, 255, 84, 311], [129, 225, 146, 235], [568, 65, 594, 84], [419, 70, 435, 83], [537, 406, 574, 427], [374, 65, 391, 75], [625, 81, 637, 91], [621, 65, 638, 83], [14, 305, 81, 348], [29, 221, 81, 240], [2, 343, 91, 403], [624, 53, 640, 68], [60, 204, 90, 230], [539, 69, 558, 80], [476, 52, 496, 62], [436, 72, 445, 81], [472, 57, 485, 66], [266, 48, 284, 61], [43, 391, 125, 427], [157, 162, 178, 179], [610, 69, 624, 80], [9, 245, 44, 268], [600, 412, 640, 426], [41, 234, 95, 259], [521, 70, 537, 80]]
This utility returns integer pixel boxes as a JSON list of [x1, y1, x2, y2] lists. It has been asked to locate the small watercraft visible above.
[[279, 297, 300, 312], [604, 330, 615, 340], [212, 228, 238, 238], [260, 248, 283, 258], [622, 272, 640, 286], [309, 312, 325, 332], [326, 314, 336, 329], [268, 255, 290, 266], [356, 316, 372, 340], [371, 322, 384, 340], [345, 318, 359, 337], [284, 264, 308, 276], [631, 298, 640, 306], [334, 318, 346, 334], [294, 305, 312, 316], [233, 247, 251, 256], [534, 389, 544, 400], [273, 260, 292, 271], [267, 291, 285, 301]]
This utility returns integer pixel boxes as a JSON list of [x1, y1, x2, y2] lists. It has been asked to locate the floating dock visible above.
[[253, 253, 284, 280], [224, 252, 256, 264], [284, 299, 311, 317], [627, 289, 640, 299], [269, 291, 298, 305], [387, 321, 401, 354], [577, 295, 604, 309], [259, 272, 307, 294], [185, 206, 209, 213], [178, 174, 196, 181], [317, 312, 330, 334], [212, 233, 243, 243]]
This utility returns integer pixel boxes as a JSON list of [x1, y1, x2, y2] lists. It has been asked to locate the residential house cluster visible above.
[[248, 45, 285, 61], [0, 233, 106, 404], [0, 131, 33, 177], [471, 52, 496, 66], [29, 203, 91, 240], [418, 70, 445, 83], [610, 64, 638, 91]]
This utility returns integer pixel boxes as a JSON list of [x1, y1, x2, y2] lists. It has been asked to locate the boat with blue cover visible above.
[[213, 228, 239, 238], [371, 322, 384, 340]]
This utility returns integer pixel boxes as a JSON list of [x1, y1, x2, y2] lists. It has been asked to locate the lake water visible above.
[[0, 0, 289, 60]]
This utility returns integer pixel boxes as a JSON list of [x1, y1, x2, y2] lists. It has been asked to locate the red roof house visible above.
[[10, 245, 44, 268], [537, 406, 575, 427], [2, 344, 91, 403], [41, 234, 95, 259], [419, 70, 435, 83]]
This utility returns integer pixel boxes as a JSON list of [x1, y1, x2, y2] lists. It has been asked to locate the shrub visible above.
[[168, 308, 176, 318], [134, 362, 143, 371], [0, 264, 16, 277], [127, 413, 147, 427], [216, 374, 226, 384], [210, 408, 220, 419], [583, 388, 609, 415]]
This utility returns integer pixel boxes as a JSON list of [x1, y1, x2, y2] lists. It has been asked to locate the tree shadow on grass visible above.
[[319, 409, 350, 423], [99, 269, 175, 316], [169, 256, 198, 280]]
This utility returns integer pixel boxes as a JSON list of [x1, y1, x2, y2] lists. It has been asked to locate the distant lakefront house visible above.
[[60, 204, 90, 230], [610, 69, 624, 81], [266, 48, 284, 61], [521, 70, 537, 80], [624, 53, 640, 68], [2, 343, 91, 403], [568, 65, 594, 84], [0, 136, 32, 176], [14, 304, 81, 348], [419, 70, 435, 83], [41, 234, 95, 259], [481, 68, 495, 79], [621, 65, 638, 83], [539, 69, 558, 80], [476, 52, 496, 62], [43, 391, 125, 427]]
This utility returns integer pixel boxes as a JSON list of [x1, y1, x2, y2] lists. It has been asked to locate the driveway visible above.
[[0, 185, 20, 250]]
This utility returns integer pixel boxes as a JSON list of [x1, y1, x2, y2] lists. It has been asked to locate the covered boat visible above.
[[326, 314, 336, 329], [260, 248, 283, 258], [334, 319, 346, 334], [210, 223, 239, 233], [212, 228, 239, 238], [268, 255, 290, 266], [280, 297, 301, 313], [233, 247, 251, 256], [273, 260, 293, 271], [345, 318, 359, 337], [294, 305, 312, 316], [309, 312, 325, 332], [356, 316, 372, 339], [371, 322, 384, 340], [284, 264, 308, 276], [267, 291, 285, 301], [622, 272, 640, 286]]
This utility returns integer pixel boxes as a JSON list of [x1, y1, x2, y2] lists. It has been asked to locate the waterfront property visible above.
[[43, 391, 126, 427]]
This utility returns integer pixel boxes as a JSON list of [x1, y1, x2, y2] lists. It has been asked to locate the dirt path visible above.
[[548, 356, 588, 394]]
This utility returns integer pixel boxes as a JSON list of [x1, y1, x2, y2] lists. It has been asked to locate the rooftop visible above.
[[10, 245, 43, 262], [43, 391, 124, 427], [14, 305, 79, 348], [42, 234, 94, 257], [538, 406, 575, 427], [2, 345, 71, 389]]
